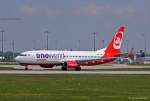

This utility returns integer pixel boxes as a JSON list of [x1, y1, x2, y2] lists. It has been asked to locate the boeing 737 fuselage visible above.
[[15, 26, 125, 71]]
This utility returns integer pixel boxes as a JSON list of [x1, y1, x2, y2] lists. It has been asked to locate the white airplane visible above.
[[15, 25, 125, 71]]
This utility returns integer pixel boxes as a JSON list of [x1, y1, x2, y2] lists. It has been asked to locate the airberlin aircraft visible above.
[[15, 26, 125, 71]]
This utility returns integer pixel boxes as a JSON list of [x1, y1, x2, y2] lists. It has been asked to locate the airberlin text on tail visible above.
[[103, 26, 125, 58]]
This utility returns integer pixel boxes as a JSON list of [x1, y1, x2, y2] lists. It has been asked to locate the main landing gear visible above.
[[61, 62, 67, 71], [61, 66, 67, 71], [61, 62, 81, 71], [61, 66, 81, 71]]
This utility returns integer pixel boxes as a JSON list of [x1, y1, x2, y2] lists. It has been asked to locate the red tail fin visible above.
[[103, 26, 125, 58]]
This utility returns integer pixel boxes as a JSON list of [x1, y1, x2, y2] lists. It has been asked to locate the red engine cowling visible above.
[[67, 60, 79, 68]]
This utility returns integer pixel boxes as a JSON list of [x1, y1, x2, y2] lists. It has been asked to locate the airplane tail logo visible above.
[[113, 31, 123, 49], [103, 25, 125, 57]]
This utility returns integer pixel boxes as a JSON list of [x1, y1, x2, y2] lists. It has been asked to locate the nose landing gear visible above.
[[25, 65, 28, 70]]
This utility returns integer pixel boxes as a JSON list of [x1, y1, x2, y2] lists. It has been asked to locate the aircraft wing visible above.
[[60, 57, 118, 65]]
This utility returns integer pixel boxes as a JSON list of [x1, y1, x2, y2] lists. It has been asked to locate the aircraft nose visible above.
[[15, 56, 20, 62]]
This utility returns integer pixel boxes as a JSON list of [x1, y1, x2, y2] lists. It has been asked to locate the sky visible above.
[[0, 0, 150, 52]]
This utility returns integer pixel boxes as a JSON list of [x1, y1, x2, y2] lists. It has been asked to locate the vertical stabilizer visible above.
[[103, 26, 125, 58]]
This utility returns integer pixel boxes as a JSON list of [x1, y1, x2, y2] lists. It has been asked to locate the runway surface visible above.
[[0, 64, 150, 74], [0, 70, 150, 74]]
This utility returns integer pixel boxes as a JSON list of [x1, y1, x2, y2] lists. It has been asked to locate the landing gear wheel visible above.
[[25, 67, 28, 70], [61, 66, 67, 71], [75, 66, 81, 71], [62, 62, 68, 71]]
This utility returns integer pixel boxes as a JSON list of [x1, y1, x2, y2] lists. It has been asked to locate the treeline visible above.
[[0, 51, 20, 62]]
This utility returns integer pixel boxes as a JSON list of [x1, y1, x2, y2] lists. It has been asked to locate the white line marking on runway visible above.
[[0, 70, 150, 74]]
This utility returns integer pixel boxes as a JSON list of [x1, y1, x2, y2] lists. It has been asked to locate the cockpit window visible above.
[[19, 54, 27, 56]]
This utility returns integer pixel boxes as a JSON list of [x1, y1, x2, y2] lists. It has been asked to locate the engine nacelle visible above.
[[67, 60, 79, 68]]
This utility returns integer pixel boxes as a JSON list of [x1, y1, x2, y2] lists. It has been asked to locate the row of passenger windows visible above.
[[64, 56, 99, 58], [19, 53, 99, 59]]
